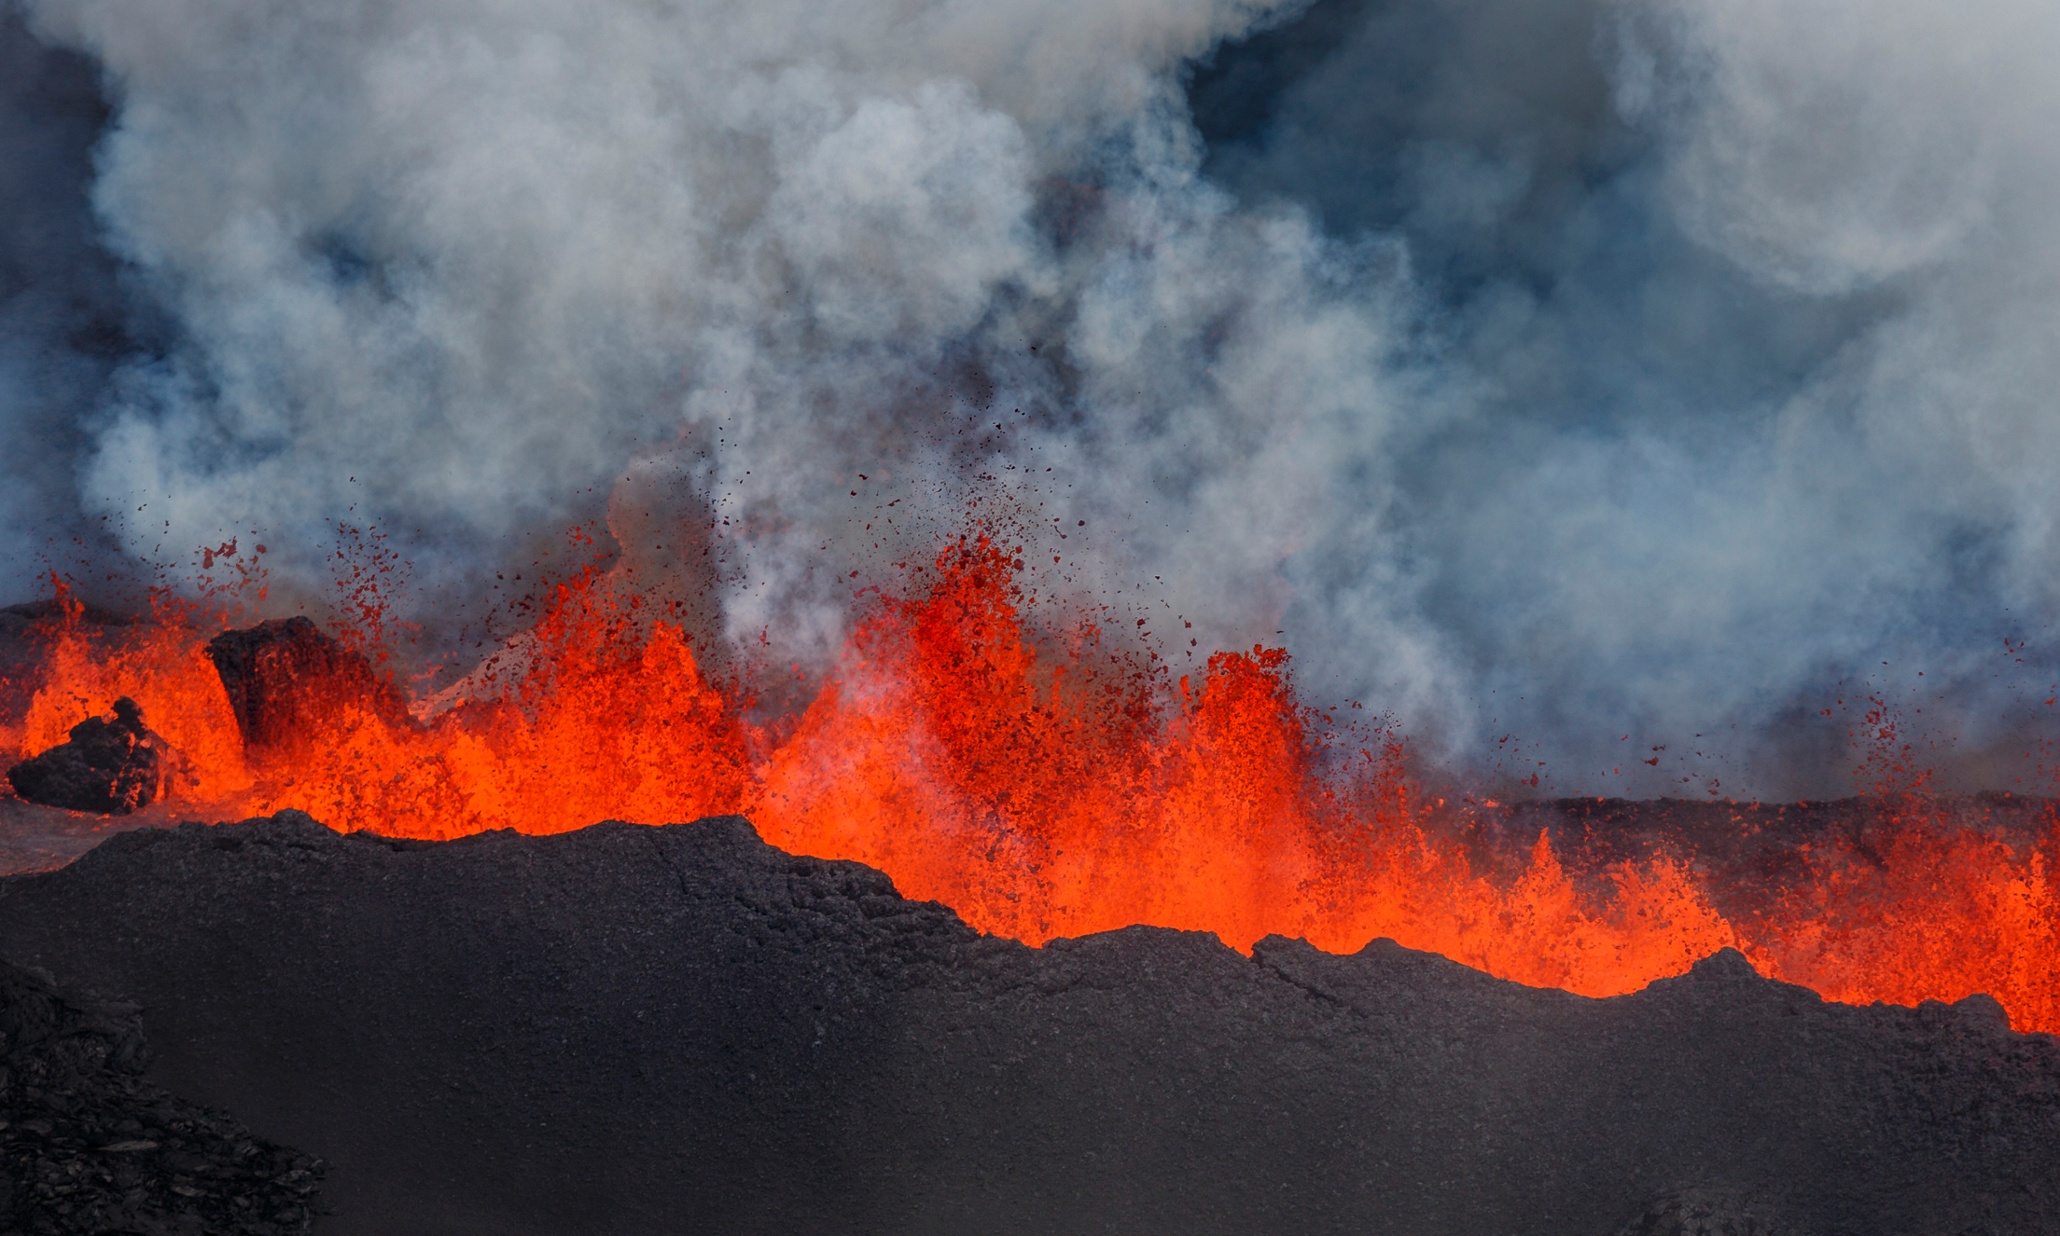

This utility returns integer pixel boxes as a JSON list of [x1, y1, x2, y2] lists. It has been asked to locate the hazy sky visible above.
[[4, 0, 2057, 796]]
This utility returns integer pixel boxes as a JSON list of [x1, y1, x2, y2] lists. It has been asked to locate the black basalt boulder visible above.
[[4, 697, 170, 815], [204, 616, 412, 759]]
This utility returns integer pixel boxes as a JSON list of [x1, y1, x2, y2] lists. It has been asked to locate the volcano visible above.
[[7, 0, 2060, 1230], [0, 564, 2057, 1231], [4, 544, 2057, 1028]]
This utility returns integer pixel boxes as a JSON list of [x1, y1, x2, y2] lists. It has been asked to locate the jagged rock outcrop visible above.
[[0, 813, 2053, 1235], [203, 618, 411, 758], [5, 698, 171, 815], [0, 954, 323, 1234]]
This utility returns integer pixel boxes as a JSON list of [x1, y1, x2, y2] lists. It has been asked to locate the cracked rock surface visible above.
[[4, 698, 172, 816], [0, 812, 2054, 1235], [0, 954, 323, 1234]]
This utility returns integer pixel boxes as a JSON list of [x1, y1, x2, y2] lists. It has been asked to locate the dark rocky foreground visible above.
[[0, 955, 322, 1233], [0, 814, 2054, 1236]]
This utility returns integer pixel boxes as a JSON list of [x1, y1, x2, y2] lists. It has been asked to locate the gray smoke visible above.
[[0, 9, 132, 591], [3, 0, 2057, 796]]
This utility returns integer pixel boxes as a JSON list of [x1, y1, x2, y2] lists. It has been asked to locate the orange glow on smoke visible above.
[[3, 538, 2056, 1032]]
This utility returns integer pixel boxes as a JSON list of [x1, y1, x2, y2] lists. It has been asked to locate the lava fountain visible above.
[[2, 533, 2055, 1034]]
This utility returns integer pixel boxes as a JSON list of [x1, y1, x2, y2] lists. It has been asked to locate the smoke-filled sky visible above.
[[4, 0, 2059, 797]]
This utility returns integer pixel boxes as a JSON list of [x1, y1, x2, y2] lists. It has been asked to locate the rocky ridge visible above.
[[0, 812, 2051, 1235]]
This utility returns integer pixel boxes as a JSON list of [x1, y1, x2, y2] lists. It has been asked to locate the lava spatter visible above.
[[2, 537, 2055, 1033]]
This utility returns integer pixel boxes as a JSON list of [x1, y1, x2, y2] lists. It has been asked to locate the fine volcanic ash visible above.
[[0, 813, 2054, 1235]]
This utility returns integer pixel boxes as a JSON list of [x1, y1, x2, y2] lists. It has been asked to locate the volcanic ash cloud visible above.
[[4, 0, 2060, 796]]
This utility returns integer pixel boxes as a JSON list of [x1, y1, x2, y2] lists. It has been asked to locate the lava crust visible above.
[[0, 813, 2054, 1235]]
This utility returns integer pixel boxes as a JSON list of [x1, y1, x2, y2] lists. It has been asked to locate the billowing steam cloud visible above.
[[2, 0, 2058, 796]]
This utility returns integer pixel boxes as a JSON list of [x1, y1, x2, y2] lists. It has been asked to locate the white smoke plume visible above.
[[2, 0, 2058, 796]]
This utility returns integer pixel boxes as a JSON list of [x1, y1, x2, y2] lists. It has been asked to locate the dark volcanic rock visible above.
[[0, 953, 323, 1234], [5, 698, 171, 815], [204, 618, 410, 756], [0, 813, 2054, 1236], [1614, 1188, 1792, 1236]]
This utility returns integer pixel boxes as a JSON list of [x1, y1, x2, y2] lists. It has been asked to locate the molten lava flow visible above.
[[751, 539, 1740, 993], [1730, 808, 2059, 1035], [5, 583, 254, 805], [2, 541, 2056, 1033]]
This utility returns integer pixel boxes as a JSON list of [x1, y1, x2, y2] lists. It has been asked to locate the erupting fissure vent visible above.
[[2, 537, 2056, 1033]]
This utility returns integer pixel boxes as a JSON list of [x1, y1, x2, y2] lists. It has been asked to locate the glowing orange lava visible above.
[[3, 538, 2055, 1033]]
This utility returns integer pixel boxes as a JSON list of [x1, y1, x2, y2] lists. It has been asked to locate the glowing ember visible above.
[[2, 539, 2055, 1034]]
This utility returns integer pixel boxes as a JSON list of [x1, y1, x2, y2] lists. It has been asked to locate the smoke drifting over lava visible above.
[[3, 0, 2059, 796]]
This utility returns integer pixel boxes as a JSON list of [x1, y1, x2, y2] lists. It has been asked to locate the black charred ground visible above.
[[0, 812, 2054, 1236]]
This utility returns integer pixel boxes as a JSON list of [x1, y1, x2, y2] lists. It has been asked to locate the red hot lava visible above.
[[2, 536, 2055, 1032]]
